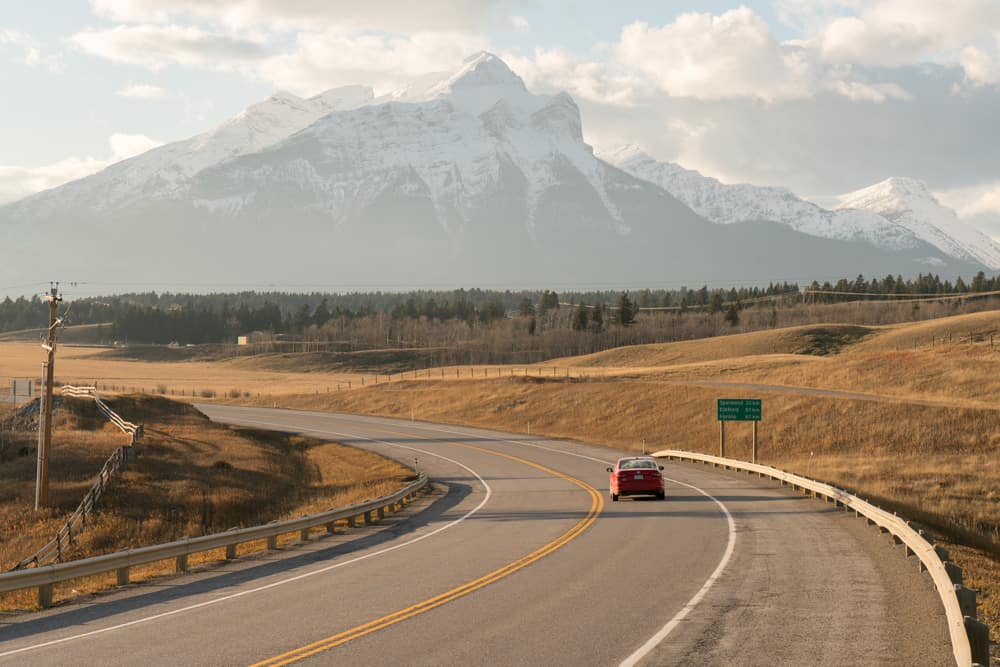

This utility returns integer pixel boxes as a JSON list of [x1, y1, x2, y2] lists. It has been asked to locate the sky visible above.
[[1, 1, 999, 240]]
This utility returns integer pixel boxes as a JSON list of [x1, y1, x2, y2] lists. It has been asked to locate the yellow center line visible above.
[[249, 437, 604, 667]]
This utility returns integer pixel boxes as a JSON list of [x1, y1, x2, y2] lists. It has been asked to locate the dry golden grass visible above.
[[253, 375, 1000, 640], [0, 396, 411, 610], [851, 309, 1000, 353], [3, 309, 998, 634], [553, 323, 876, 367]]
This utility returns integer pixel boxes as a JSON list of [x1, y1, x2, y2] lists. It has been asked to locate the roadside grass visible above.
[[253, 376, 1000, 640], [0, 395, 411, 610], [554, 323, 878, 367]]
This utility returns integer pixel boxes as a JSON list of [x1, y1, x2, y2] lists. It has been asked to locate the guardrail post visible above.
[[377, 506, 386, 520], [348, 515, 358, 528], [175, 554, 188, 572], [325, 521, 337, 535], [944, 562, 964, 586], [267, 536, 278, 550], [364, 510, 374, 525], [38, 584, 53, 609], [116, 566, 130, 586], [964, 617, 990, 666], [299, 528, 310, 542], [225, 544, 237, 560], [954, 585, 978, 618]]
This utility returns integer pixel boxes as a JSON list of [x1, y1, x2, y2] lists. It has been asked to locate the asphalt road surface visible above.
[[0, 407, 953, 666]]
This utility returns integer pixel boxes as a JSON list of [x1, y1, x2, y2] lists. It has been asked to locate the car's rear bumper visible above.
[[615, 482, 663, 495]]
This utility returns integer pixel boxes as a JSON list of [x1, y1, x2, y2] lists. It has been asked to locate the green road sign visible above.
[[717, 398, 761, 421]]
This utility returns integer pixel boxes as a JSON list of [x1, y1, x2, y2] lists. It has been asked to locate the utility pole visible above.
[[35, 283, 62, 510]]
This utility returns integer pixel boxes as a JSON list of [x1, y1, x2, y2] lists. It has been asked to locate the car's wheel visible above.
[[657, 491, 666, 500], [611, 492, 619, 502]]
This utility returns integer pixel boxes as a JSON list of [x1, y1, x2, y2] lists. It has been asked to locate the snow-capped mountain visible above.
[[836, 177, 1000, 270], [605, 145, 1000, 271], [603, 145, 921, 251], [189, 52, 623, 237], [17, 85, 375, 217], [0, 53, 986, 292]]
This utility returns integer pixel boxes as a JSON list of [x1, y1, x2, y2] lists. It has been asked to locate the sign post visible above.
[[717, 398, 762, 463]]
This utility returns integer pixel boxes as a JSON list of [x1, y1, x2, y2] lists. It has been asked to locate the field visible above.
[[0, 309, 997, 636], [0, 396, 412, 609]]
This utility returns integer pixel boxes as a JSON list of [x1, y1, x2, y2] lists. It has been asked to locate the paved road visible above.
[[0, 407, 953, 666]]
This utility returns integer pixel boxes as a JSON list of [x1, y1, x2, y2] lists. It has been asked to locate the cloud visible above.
[[616, 9, 818, 102], [0, 27, 63, 71], [0, 157, 107, 204], [109, 132, 164, 160], [117, 83, 167, 98], [960, 42, 1000, 86], [573, 63, 1000, 198], [71, 24, 268, 70], [503, 49, 638, 105], [257, 29, 489, 95], [0, 133, 164, 204], [812, 1, 1000, 65], [89, 0, 514, 32], [510, 15, 529, 34], [937, 181, 1000, 242]]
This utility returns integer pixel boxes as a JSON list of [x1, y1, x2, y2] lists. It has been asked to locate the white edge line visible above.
[[0, 421, 492, 659], [307, 412, 738, 665]]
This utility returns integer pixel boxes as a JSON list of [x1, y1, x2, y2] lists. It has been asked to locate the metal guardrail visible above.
[[653, 449, 989, 667], [11, 387, 144, 571], [1, 474, 428, 608], [61, 385, 140, 437]]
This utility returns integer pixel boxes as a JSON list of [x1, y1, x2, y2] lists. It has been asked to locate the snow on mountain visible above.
[[604, 145, 921, 251], [835, 177, 1000, 270], [189, 52, 622, 236], [14, 85, 375, 215], [1, 53, 986, 291]]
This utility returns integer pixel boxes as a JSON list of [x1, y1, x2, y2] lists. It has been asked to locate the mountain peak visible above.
[[837, 177, 1000, 269], [601, 144, 655, 168], [450, 51, 523, 87]]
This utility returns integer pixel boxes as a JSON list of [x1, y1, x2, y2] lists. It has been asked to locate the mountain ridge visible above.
[[605, 145, 1000, 270], [0, 53, 988, 292]]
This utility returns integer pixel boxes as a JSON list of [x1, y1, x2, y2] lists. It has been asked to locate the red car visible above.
[[607, 457, 666, 501]]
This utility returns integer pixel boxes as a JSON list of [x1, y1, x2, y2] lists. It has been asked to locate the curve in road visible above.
[[0, 407, 953, 666]]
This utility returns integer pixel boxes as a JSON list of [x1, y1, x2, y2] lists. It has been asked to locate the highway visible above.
[[0, 406, 952, 665]]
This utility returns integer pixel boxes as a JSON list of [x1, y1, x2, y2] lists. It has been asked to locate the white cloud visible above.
[[815, 0, 1000, 66], [510, 15, 530, 34], [503, 48, 638, 105], [0, 27, 62, 71], [960, 42, 1000, 86], [616, 9, 818, 102], [109, 132, 163, 160], [0, 133, 164, 204], [828, 79, 912, 102], [71, 24, 268, 71], [257, 29, 489, 95], [937, 181, 1000, 242], [117, 83, 167, 98], [89, 0, 512, 32], [0, 157, 107, 204]]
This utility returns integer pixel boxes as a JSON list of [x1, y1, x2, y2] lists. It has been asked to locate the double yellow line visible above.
[[251, 441, 604, 666]]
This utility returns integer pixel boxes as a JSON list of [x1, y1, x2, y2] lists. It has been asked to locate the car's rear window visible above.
[[620, 459, 656, 469]]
